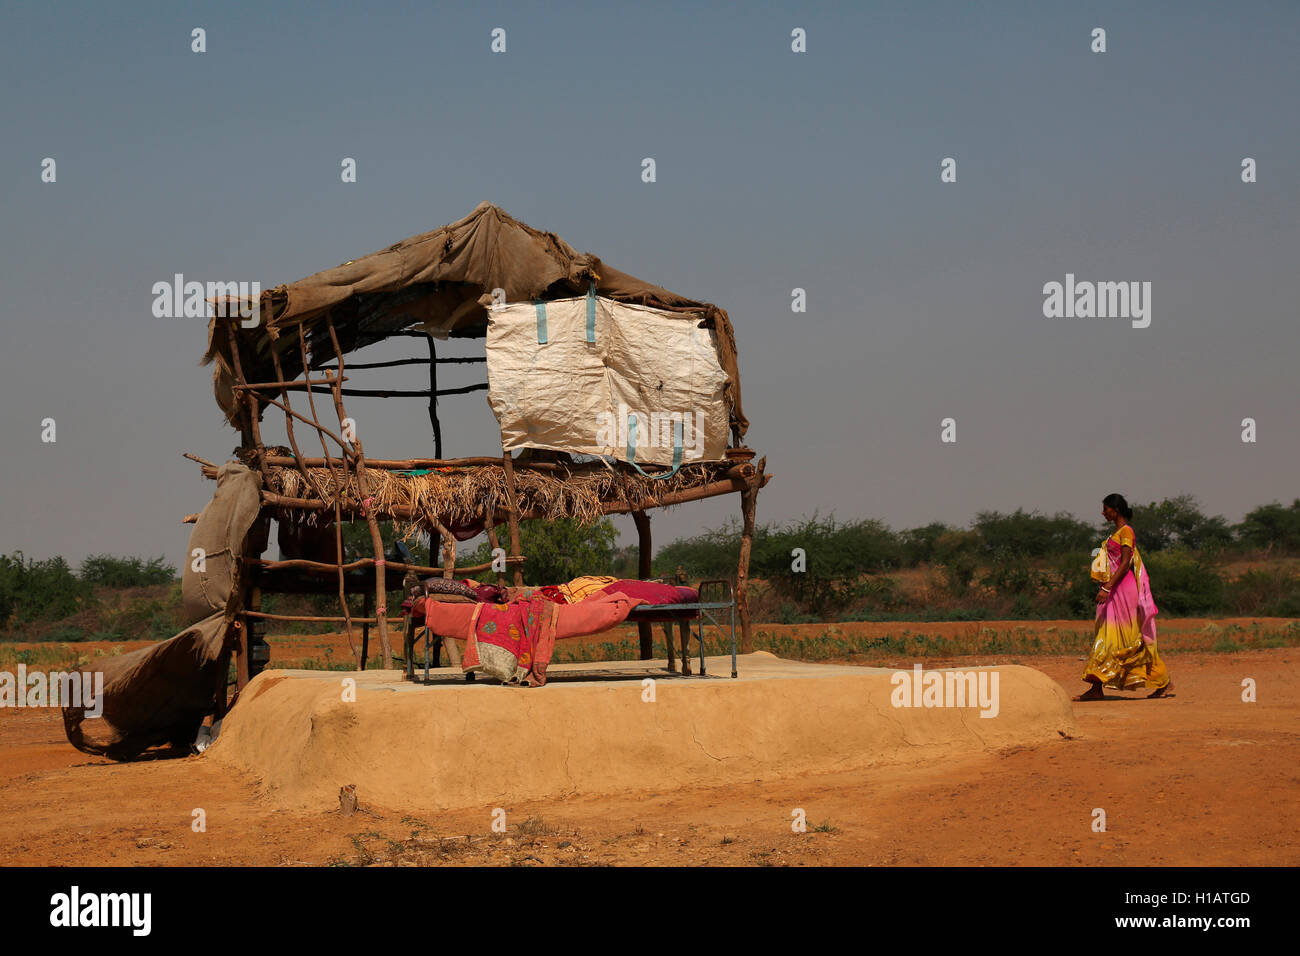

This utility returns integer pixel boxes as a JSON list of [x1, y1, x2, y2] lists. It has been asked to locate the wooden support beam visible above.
[[242, 610, 379, 624], [361, 591, 371, 670], [257, 455, 560, 471], [501, 452, 525, 587], [427, 335, 442, 458], [632, 510, 654, 660], [307, 383, 488, 399], [248, 555, 522, 576], [223, 321, 267, 476], [316, 356, 484, 371], [298, 322, 361, 669], [233, 374, 344, 391], [326, 314, 393, 671], [270, 343, 328, 514], [736, 456, 766, 655], [485, 522, 506, 588]]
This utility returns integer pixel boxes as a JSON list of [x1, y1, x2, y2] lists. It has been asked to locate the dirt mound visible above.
[[204, 653, 1076, 811]]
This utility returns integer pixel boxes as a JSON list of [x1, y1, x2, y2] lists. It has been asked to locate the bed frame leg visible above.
[[730, 581, 737, 678], [698, 615, 706, 676]]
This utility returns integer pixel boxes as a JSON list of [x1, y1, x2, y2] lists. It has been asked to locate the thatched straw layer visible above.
[[266, 460, 733, 536]]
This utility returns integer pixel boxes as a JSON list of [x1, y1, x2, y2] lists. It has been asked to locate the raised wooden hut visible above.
[[194, 202, 769, 694]]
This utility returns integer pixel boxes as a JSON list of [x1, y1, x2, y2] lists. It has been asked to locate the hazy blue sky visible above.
[[2, 0, 1296, 566]]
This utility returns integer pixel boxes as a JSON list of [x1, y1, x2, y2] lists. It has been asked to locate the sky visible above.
[[1, 0, 1297, 568]]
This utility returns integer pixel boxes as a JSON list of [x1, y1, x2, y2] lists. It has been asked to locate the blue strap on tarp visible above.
[[535, 301, 548, 344], [625, 415, 684, 480], [586, 283, 596, 343]]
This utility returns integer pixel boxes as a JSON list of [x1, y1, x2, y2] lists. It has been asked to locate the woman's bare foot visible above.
[[1147, 682, 1172, 698], [1072, 685, 1105, 702]]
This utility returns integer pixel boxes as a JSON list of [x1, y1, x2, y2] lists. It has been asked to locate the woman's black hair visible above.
[[1102, 493, 1133, 520]]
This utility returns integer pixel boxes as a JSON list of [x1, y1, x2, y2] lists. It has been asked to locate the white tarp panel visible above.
[[486, 295, 730, 466]]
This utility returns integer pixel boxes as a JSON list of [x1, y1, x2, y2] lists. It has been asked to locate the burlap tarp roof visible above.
[[204, 202, 747, 439]]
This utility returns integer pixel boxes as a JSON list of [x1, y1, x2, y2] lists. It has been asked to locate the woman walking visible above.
[[1074, 493, 1172, 701]]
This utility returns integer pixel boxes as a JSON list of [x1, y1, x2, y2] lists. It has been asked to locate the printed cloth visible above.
[[461, 597, 558, 683], [420, 577, 477, 599], [421, 590, 647, 686]]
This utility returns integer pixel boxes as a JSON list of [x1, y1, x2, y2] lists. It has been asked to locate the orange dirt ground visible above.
[[0, 635, 1296, 867]]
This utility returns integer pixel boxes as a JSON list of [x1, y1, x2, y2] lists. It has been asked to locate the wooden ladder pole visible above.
[[736, 456, 765, 655], [325, 314, 393, 670], [632, 509, 654, 660], [501, 452, 525, 588], [298, 322, 360, 669]]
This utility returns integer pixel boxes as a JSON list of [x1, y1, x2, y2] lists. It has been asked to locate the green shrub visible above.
[[1263, 592, 1300, 617], [44, 624, 89, 643], [972, 510, 1096, 558], [78, 555, 176, 588], [655, 519, 745, 580], [940, 556, 978, 598], [1224, 568, 1300, 615], [1131, 495, 1234, 553], [752, 515, 899, 617], [1043, 556, 1099, 618], [1236, 500, 1300, 554], [1143, 550, 1226, 614], [0, 552, 82, 627], [898, 523, 958, 566], [461, 518, 619, 586]]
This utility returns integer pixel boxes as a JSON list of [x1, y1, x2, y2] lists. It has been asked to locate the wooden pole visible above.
[[485, 522, 506, 588], [298, 323, 361, 669], [242, 610, 380, 624], [326, 315, 393, 671], [434, 520, 456, 580], [316, 356, 484, 371], [736, 456, 765, 654], [632, 510, 654, 660], [427, 335, 442, 458], [257, 455, 561, 471], [501, 452, 525, 587], [269, 344, 327, 508], [227, 522, 265, 693], [361, 591, 371, 670], [221, 321, 270, 690], [223, 321, 267, 476], [247, 554, 519, 576], [232, 374, 345, 391], [306, 384, 487, 399], [253, 392, 355, 455]]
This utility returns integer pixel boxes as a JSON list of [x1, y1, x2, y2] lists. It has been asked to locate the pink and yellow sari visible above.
[[1082, 525, 1170, 690]]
